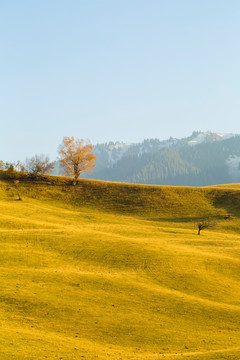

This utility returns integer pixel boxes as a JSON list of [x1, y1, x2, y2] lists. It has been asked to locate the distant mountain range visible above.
[[55, 131, 240, 186]]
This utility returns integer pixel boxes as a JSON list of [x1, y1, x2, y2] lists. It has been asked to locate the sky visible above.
[[1, 0, 240, 162]]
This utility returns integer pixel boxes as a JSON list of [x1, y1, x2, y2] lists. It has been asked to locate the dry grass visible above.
[[0, 173, 240, 359]]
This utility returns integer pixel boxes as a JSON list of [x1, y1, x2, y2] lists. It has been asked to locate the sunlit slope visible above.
[[0, 176, 240, 359]]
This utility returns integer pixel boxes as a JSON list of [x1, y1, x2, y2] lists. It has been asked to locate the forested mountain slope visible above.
[[80, 132, 240, 186]]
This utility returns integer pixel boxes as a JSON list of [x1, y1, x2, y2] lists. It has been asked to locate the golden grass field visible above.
[[1, 174, 240, 359]]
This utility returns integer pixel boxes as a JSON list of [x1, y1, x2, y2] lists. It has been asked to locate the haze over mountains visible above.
[[54, 131, 240, 186]]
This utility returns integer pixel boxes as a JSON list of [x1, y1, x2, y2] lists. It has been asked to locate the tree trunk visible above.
[[73, 172, 80, 186]]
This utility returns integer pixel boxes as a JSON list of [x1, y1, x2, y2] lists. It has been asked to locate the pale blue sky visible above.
[[1, 0, 240, 161]]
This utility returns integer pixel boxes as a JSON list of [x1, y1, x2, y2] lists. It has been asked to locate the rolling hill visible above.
[[1, 173, 240, 359]]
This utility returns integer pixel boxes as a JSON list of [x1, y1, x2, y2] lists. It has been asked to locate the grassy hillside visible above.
[[1, 174, 240, 359]]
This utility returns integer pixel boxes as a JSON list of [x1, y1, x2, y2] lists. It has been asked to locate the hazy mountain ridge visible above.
[[79, 132, 240, 186]]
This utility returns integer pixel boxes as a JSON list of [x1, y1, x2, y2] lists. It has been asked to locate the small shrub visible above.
[[197, 218, 217, 235]]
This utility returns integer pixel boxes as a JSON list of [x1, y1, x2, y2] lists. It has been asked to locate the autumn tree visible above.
[[5, 162, 17, 176], [25, 154, 54, 176], [58, 137, 96, 185], [14, 160, 25, 172]]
